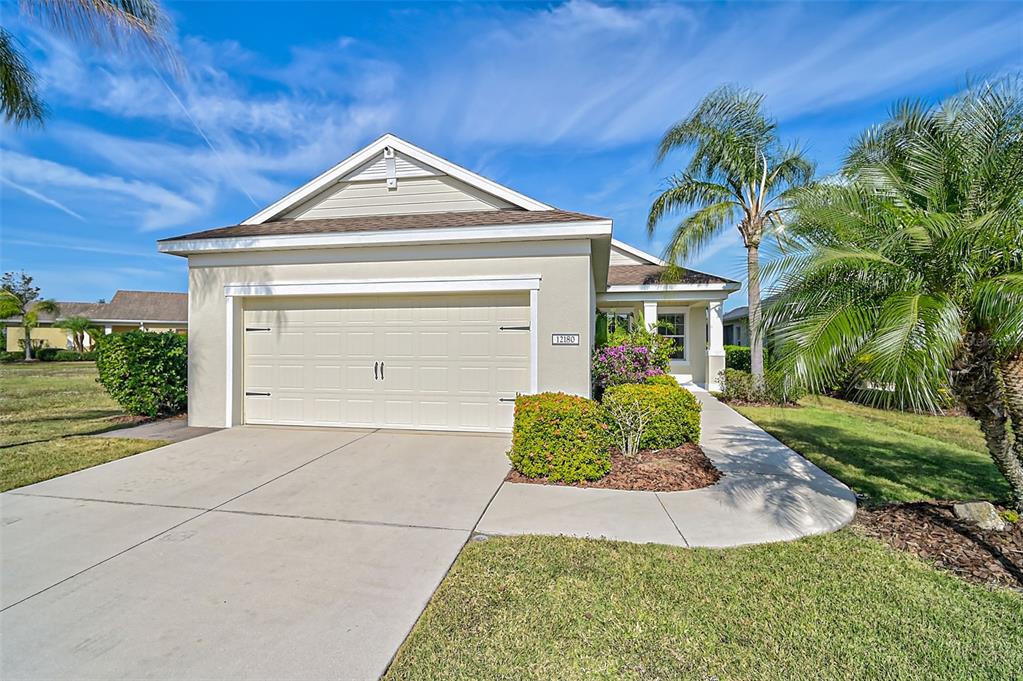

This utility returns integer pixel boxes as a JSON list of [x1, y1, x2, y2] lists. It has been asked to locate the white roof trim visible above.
[[605, 282, 741, 293], [610, 238, 667, 266], [224, 275, 541, 298], [159, 220, 612, 255], [243, 134, 552, 224]]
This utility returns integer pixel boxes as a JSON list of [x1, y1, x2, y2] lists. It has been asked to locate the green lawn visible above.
[[0, 362, 166, 492], [734, 395, 1007, 505], [386, 533, 1023, 680]]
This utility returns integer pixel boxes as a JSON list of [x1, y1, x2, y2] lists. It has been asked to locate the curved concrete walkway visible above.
[[476, 389, 857, 548]]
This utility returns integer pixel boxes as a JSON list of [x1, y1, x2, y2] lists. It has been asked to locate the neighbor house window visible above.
[[658, 313, 686, 360]]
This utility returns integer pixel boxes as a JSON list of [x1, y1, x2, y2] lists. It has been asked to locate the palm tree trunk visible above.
[[1002, 353, 1023, 469], [952, 335, 1023, 512], [747, 244, 764, 379], [23, 325, 32, 360]]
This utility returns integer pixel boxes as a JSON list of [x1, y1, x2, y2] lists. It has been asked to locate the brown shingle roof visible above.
[[3, 291, 187, 324], [607, 265, 734, 286], [159, 209, 608, 242], [101, 291, 187, 322]]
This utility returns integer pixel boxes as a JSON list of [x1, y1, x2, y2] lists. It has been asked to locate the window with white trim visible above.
[[605, 311, 634, 335], [658, 313, 686, 360]]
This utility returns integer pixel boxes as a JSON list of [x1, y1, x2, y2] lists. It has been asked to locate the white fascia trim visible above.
[[605, 282, 741, 293], [223, 275, 542, 298], [610, 238, 667, 266], [243, 134, 552, 224], [89, 318, 188, 325], [159, 220, 612, 255]]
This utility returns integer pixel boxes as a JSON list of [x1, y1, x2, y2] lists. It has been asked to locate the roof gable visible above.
[[610, 239, 666, 266], [244, 134, 552, 225]]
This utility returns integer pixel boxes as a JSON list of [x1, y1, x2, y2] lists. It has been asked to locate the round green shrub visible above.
[[508, 392, 613, 483], [644, 374, 681, 389], [35, 347, 60, 361], [603, 383, 701, 450], [0, 351, 22, 363], [95, 331, 187, 417]]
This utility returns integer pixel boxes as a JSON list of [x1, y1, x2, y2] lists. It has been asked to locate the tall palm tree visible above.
[[0, 271, 60, 360], [648, 86, 814, 379], [767, 79, 1023, 510], [2, 0, 169, 125]]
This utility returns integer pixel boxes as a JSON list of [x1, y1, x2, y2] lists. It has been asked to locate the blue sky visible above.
[[1, 1, 1020, 310]]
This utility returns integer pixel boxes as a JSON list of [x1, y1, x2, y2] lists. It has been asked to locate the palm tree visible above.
[[1, 271, 60, 360], [2, 0, 170, 125], [647, 86, 814, 379], [767, 79, 1023, 510], [57, 316, 97, 352]]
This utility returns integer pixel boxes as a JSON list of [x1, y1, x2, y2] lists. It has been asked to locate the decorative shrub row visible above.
[[508, 392, 613, 483], [603, 380, 701, 450], [718, 368, 804, 405], [724, 345, 774, 372], [0, 348, 97, 362], [95, 331, 188, 417]]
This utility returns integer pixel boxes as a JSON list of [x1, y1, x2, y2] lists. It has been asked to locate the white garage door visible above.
[[242, 293, 530, 432]]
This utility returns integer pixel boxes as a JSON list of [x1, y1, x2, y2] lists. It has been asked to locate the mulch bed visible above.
[[853, 502, 1023, 590], [506, 444, 722, 492]]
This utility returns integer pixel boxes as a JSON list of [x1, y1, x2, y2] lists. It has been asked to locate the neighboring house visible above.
[[158, 134, 739, 432], [3, 290, 188, 352], [722, 294, 778, 348]]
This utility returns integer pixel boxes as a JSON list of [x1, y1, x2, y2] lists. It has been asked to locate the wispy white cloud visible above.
[[1, 149, 211, 230], [1, 177, 85, 221]]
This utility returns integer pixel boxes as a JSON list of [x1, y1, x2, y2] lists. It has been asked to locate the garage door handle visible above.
[[499, 325, 530, 331], [380, 361, 384, 379], [374, 362, 379, 380], [246, 391, 270, 397], [498, 397, 516, 403]]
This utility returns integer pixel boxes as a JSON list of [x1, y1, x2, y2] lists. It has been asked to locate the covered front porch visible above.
[[597, 240, 739, 390]]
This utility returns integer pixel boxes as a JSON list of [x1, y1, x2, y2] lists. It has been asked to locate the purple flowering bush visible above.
[[592, 343, 665, 396]]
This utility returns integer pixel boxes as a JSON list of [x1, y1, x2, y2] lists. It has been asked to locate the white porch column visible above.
[[643, 301, 658, 332], [707, 301, 725, 390]]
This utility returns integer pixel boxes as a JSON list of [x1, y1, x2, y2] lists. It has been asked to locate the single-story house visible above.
[[3, 290, 188, 352], [721, 293, 778, 347], [158, 134, 739, 432]]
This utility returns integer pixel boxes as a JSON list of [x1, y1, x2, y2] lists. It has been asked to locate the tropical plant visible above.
[[2, 0, 170, 125], [56, 316, 97, 352], [647, 86, 814, 380], [0, 271, 59, 360], [767, 79, 1023, 510]]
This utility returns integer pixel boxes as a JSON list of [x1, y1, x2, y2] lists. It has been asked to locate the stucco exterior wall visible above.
[[184, 239, 594, 428], [5, 326, 68, 352]]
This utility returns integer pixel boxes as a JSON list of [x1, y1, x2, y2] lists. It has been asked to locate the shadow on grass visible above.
[[752, 419, 1009, 505]]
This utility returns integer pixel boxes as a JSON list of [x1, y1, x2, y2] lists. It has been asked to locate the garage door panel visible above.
[[244, 294, 529, 432]]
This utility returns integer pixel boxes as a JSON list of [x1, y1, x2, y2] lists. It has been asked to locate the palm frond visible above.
[[660, 201, 736, 264], [0, 29, 45, 125], [646, 176, 736, 233]]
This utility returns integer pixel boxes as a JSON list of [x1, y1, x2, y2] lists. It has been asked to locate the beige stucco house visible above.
[[3, 290, 187, 352], [159, 135, 738, 432]]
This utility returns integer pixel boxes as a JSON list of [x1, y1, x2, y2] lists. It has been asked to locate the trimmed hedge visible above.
[[95, 331, 187, 417], [718, 368, 805, 405], [724, 345, 751, 372], [35, 347, 60, 361], [603, 382, 701, 450], [0, 351, 22, 362], [508, 392, 613, 482], [53, 350, 97, 361]]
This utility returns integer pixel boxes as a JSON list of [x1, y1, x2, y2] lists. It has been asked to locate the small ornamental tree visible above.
[[95, 331, 187, 417], [0, 271, 59, 360]]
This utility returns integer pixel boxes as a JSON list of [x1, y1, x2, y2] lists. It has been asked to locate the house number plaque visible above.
[[552, 333, 580, 346]]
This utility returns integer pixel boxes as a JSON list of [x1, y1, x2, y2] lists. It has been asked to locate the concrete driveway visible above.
[[0, 427, 511, 680]]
